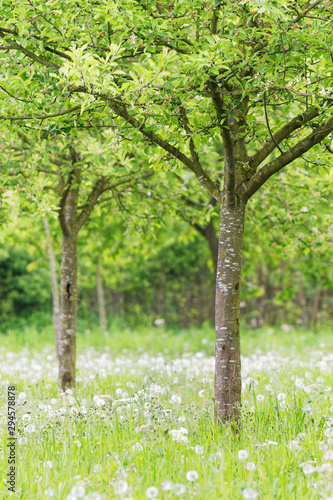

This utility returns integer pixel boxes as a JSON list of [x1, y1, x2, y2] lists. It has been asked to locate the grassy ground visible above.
[[1, 322, 333, 499]]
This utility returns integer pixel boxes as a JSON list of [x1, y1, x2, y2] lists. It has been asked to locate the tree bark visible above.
[[214, 199, 246, 424], [298, 283, 309, 327], [193, 218, 218, 322], [59, 229, 78, 390], [43, 218, 61, 359], [96, 259, 108, 335], [204, 219, 218, 280], [311, 280, 322, 328], [58, 178, 79, 391]]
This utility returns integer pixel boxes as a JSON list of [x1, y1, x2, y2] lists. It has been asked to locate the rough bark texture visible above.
[[43, 218, 61, 359], [96, 260, 108, 335], [214, 198, 245, 424], [59, 184, 79, 391]]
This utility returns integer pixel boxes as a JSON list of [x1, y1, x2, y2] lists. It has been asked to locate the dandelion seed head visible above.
[[186, 470, 199, 481], [146, 486, 159, 498]]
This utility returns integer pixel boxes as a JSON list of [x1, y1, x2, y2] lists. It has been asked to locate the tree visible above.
[[43, 217, 61, 357], [1, 131, 153, 390], [1, 0, 333, 423]]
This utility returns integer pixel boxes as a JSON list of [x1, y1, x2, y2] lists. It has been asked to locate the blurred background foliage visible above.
[[0, 163, 332, 332]]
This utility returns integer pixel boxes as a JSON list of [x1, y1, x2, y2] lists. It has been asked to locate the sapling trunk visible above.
[[214, 199, 245, 424], [96, 260, 108, 335], [43, 218, 61, 359]]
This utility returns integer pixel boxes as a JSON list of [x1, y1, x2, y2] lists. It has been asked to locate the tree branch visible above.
[[293, 0, 323, 23], [77, 170, 154, 229], [58, 170, 75, 236], [0, 31, 58, 68], [0, 105, 82, 121], [108, 99, 220, 200], [208, 81, 235, 205], [77, 177, 105, 229], [248, 106, 320, 170], [263, 92, 283, 154], [237, 114, 333, 202]]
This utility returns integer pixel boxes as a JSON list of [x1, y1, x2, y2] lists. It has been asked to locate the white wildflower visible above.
[[324, 450, 333, 460], [25, 424, 36, 434], [243, 488, 259, 499], [114, 480, 128, 495], [194, 445, 204, 455], [303, 464, 315, 475], [172, 483, 186, 495], [146, 486, 159, 498], [186, 470, 199, 481], [161, 481, 173, 491]]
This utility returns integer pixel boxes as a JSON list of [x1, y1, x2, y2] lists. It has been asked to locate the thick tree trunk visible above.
[[59, 229, 78, 390], [96, 260, 108, 335], [43, 218, 61, 359], [214, 199, 246, 424]]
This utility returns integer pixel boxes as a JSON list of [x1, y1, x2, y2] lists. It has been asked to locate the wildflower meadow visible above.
[[2, 326, 333, 499], [1, 0, 333, 498]]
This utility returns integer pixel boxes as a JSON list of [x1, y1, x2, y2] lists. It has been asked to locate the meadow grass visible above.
[[1, 321, 333, 499]]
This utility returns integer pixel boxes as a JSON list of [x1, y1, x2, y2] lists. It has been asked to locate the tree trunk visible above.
[[214, 199, 246, 424], [193, 219, 219, 322], [311, 280, 322, 328], [298, 283, 309, 327], [43, 218, 61, 359], [96, 260, 108, 335], [205, 219, 218, 280], [59, 229, 78, 390]]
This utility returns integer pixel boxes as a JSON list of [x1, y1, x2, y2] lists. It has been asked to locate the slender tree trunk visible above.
[[311, 280, 322, 328], [194, 219, 219, 322], [214, 199, 246, 424], [257, 264, 265, 328], [205, 219, 218, 280], [43, 218, 61, 359], [298, 283, 309, 327], [96, 260, 108, 335]]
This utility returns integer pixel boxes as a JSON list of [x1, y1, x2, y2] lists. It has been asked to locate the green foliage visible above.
[[0, 244, 50, 323]]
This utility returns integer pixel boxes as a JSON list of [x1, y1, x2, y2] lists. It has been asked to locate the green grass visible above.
[[1, 322, 333, 499]]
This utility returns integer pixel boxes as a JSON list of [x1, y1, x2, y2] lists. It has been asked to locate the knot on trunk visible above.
[[62, 372, 71, 385]]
